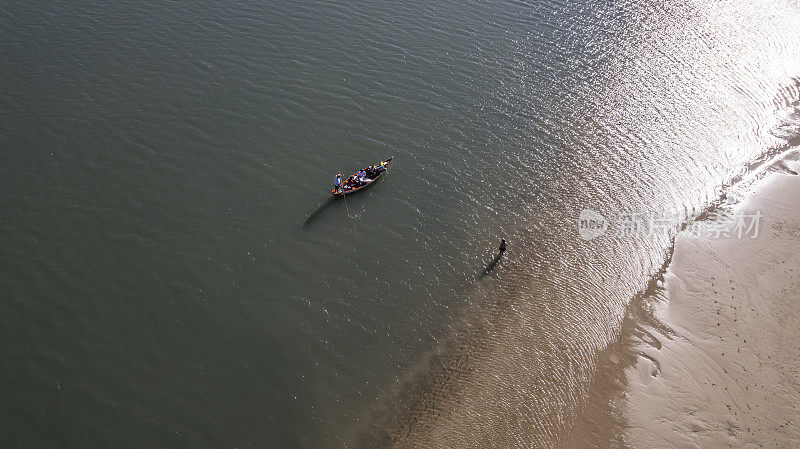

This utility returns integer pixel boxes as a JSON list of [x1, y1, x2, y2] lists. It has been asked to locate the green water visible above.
[[2, 0, 800, 447]]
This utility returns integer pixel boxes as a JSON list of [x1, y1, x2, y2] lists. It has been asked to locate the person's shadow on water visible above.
[[480, 253, 503, 277]]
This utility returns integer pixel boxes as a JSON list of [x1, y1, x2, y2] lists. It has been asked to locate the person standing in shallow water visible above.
[[499, 238, 507, 254]]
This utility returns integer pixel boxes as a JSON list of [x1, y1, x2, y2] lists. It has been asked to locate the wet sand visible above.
[[570, 156, 800, 447]]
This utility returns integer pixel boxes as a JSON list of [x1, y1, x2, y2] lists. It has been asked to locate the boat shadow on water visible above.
[[302, 176, 388, 227], [302, 196, 337, 227]]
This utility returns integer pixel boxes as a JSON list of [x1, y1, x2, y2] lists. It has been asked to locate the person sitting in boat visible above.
[[369, 164, 384, 177], [357, 170, 371, 183]]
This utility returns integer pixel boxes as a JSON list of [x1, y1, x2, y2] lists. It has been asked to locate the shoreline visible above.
[[359, 149, 800, 449], [569, 151, 800, 447]]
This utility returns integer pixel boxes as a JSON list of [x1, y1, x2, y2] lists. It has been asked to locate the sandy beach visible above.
[[570, 153, 800, 448]]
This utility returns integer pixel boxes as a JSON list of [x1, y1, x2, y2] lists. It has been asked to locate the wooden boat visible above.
[[332, 157, 393, 196]]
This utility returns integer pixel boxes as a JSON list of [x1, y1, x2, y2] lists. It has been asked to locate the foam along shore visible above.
[[621, 158, 800, 447]]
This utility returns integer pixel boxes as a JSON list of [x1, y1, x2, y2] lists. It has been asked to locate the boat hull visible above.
[[332, 157, 393, 196]]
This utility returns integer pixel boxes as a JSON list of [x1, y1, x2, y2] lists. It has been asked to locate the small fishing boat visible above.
[[332, 157, 393, 196]]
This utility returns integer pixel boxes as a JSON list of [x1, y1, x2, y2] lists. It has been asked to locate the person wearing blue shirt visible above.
[[356, 170, 370, 186], [333, 173, 342, 192]]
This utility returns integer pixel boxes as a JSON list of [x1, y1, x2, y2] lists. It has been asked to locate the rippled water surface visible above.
[[2, 0, 800, 447]]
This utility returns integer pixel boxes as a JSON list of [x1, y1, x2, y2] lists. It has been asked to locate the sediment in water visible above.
[[359, 150, 800, 449]]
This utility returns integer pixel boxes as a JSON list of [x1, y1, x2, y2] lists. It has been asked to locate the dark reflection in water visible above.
[[302, 196, 337, 227], [481, 253, 503, 277]]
